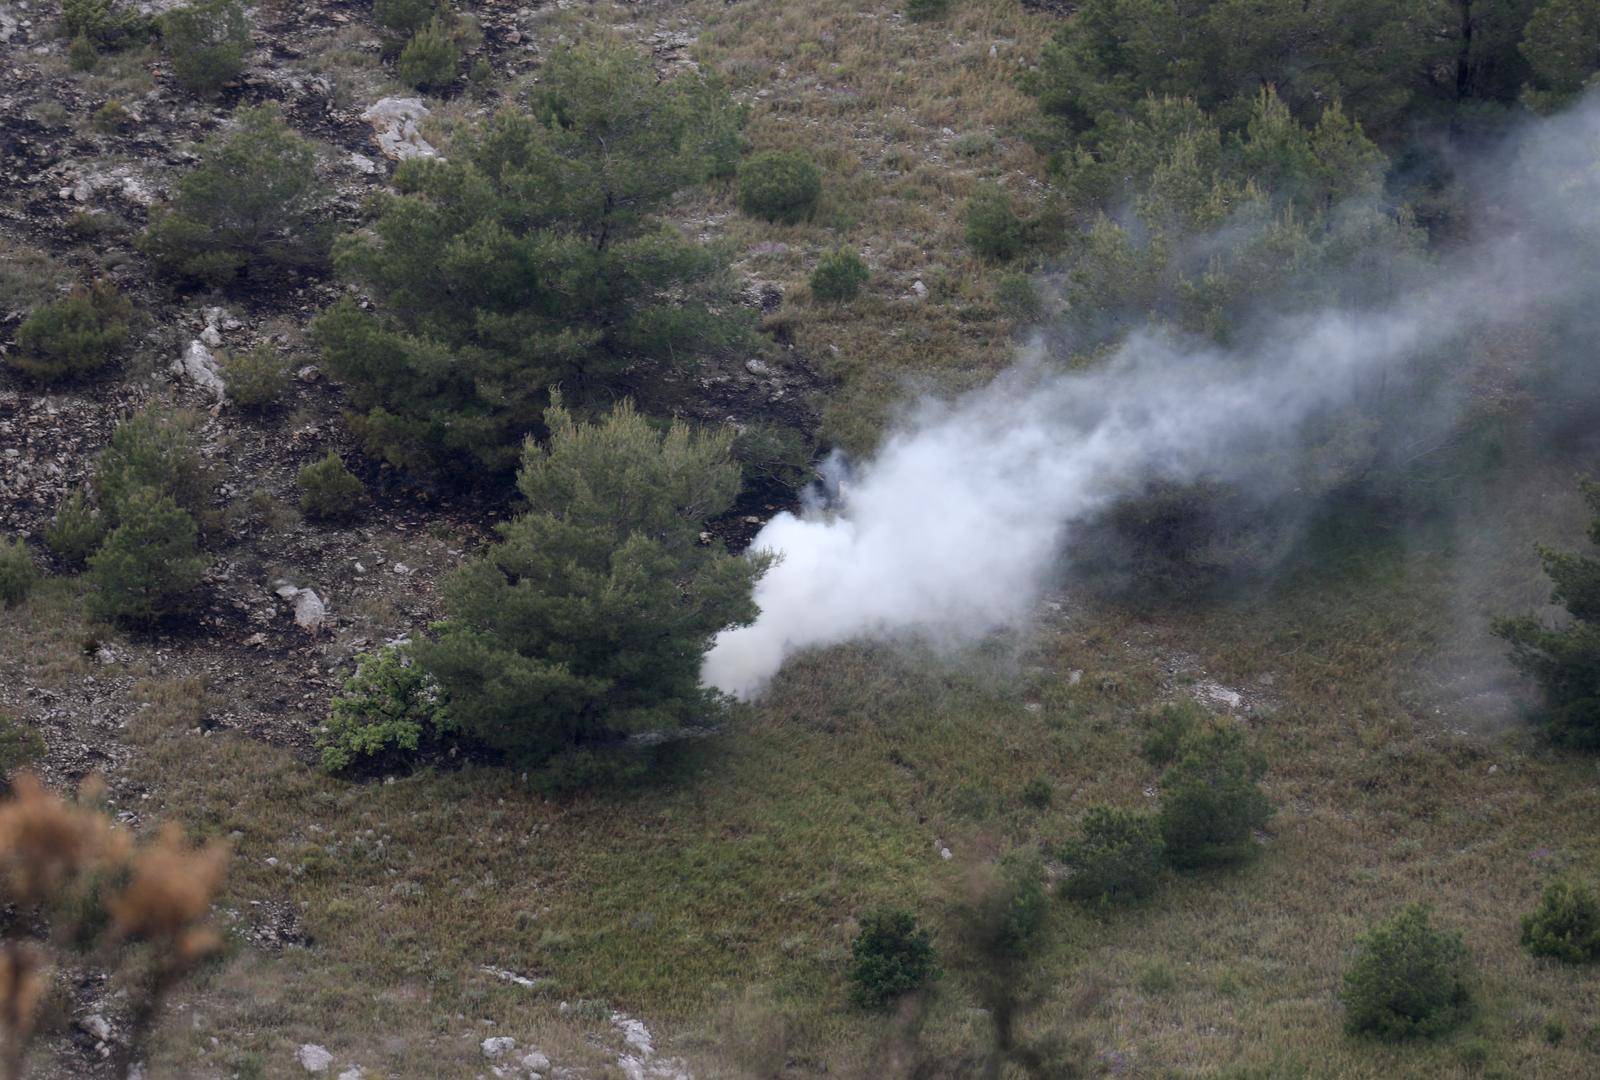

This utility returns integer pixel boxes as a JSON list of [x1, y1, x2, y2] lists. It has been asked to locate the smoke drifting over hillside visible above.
[[702, 94, 1600, 700]]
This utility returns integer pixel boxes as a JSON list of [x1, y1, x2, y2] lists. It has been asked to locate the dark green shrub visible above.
[[1521, 879, 1600, 963], [140, 104, 330, 288], [730, 421, 815, 500], [1059, 804, 1165, 906], [62, 0, 147, 49], [1141, 699, 1200, 766], [1021, 776, 1053, 809], [965, 183, 1024, 261], [738, 150, 821, 225], [847, 909, 940, 1009], [1341, 904, 1473, 1040], [219, 344, 290, 410], [416, 397, 769, 766], [159, 0, 251, 100], [395, 18, 458, 91], [316, 44, 749, 479], [9, 282, 131, 383], [0, 713, 45, 780], [810, 248, 868, 302], [69, 34, 99, 71], [44, 489, 106, 569], [373, 0, 444, 39], [297, 452, 364, 524], [94, 407, 209, 528], [1496, 479, 1600, 749], [0, 537, 37, 608], [1156, 722, 1272, 869], [86, 490, 206, 628], [468, 55, 494, 94], [90, 99, 131, 134], [319, 646, 451, 772], [1520, 0, 1600, 111], [905, 0, 950, 22], [994, 270, 1042, 322]]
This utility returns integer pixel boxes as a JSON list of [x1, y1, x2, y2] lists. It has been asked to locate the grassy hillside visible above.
[[3, 0, 1600, 1077]]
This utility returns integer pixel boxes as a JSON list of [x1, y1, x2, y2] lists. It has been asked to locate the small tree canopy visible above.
[[416, 396, 769, 768]]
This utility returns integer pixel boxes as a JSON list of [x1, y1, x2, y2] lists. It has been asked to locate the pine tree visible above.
[[314, 43, 750, 480], [1496, 479, 1600, 748], [87, 490, 206, 628], [416, 396, 768, 768]]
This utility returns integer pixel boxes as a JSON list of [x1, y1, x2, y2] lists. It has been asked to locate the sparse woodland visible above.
[[1, 0, 1599, 1077]]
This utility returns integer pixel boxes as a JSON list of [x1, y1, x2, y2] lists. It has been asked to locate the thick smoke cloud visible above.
[[703, 94, 1600, 700]]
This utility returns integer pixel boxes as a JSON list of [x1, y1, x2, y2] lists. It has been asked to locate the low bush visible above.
[[906, 0, 951, 21], [994, 270, 1043, 322], [90, 100, 132, 135], [159, 0, 251, 99], [94, 407, 209, 527], [140, 104, 329, 288], [319, 646, 451, 773], [373, 0, 444, 40], [0, 713, 45, 781], [1157, 722, 1272, 869], [0, 537, 37, 608], [810, 248, 868, 302], [1341, 904, 1473, 1040], [45, 489, 106, 568], [297, 452, 364, 523], [1059, 804, 1165, 906], [69, 34, 99, 71], [847, 909, 940, 1009], [738, 150, 821, 225], [395, 18, 458, 91], [219, 344, 290, 410], [62, 0, 147, 49], [1021, 776, 1053, 809], [86, 490, 206, 628], [1521, 878, 1600, 963], [1141, 700, 1200, 766], [729, 421, 815, 500], [9, 282, 132, 383], [965, 183, 1025, 262]]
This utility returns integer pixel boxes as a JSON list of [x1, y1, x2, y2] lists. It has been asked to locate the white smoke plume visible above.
[[703, 95, 1600, 700]]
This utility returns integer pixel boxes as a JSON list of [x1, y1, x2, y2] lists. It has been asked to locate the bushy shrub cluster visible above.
[[315, 44, 749, 479], [372, 0, 445, 41], [45, 489, 106, 568], [1059, 804, 1164, 906], [50, 409, 213, 629], [219, 344, 291, 410], [69, 33, 100, 71], [0, 537, 37, 608], [730, 421, 815, 500], [905, 0, 950, 22], [1341, 904, 1473, 1040], [1157, 722, 1273, 869], [1497, 479, 1600, 748], [964, 183, 1025, 262], [319, 646, 451, 773], [9, 282, 132, 383], [738, 150, 821, 225], [140, 105, 330, 288], [847, 909, 939, 1009], [1521, 878, 1600, 963], [810, 248, 868, 302], [297, 452, 365, 523], [86, 489, 206, 628], [395, 18, 458, 90], [159, 0, 251, 99], [62, 0, 148, 49], [93, 407, 209, 527], [415, 397, 768, 769]]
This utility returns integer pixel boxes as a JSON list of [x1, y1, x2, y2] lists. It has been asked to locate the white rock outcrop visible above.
[[361, 98, 440, 161]]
